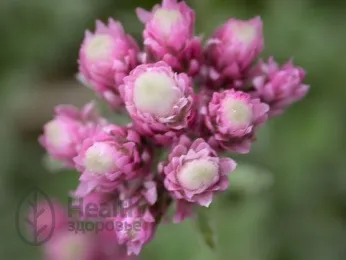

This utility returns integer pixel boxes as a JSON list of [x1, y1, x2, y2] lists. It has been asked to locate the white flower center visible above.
[[229, 23, 256, 45], [84, 142, 116, 174], [177, 159, 219, 191], [153, 9, 182, 35], [134, 71, 180, 117], [223, 98, 252, 126], [45, 120, 71, 148], [85, 34, 114, 61]]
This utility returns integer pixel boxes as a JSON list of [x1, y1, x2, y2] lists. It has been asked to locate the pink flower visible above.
[[39, 102, 104, 167], [73, 124, 151, 197], [114, 205, 156, 255], [251, 57, 309, 116], [117, 176, 158, 207], [97, 229, 138, 260], [44, 231, 97, 260], [108, 176, 159, 255], [136, 0, 202, 76], [78, 19, 139, 109], [203, 89, 269, 153], [119, 62, 196, 145], [192, 88, 215, 137], [204, 17, 264, 89], [160, 136, 236, 207]]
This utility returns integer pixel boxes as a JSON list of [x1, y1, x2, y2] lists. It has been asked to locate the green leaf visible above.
[[195, 208, 216, 250]]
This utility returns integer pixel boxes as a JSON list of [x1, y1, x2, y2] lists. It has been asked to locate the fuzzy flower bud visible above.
[[120, 62, 195, 145], [39, 103, 103, 167], [160, 136, 236, 207], [204, 17, 264, 88], [73, 125, 151, 197], [136, 0, 202, 76], [203, 89, 269, 153], [78, 19, 139, 109], [251, 57, 309, 116]]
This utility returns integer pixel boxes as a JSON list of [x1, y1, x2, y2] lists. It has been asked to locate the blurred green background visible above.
[[1, 0, 346, 259]]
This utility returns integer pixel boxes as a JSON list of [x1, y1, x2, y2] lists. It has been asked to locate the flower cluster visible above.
[[39, 0, 308, 257]]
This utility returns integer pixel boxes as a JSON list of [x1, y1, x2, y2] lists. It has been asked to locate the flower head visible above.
[[160, 136, 236, 207], [251, 57, 309, 116], [204, 17, 264, 88], [203, 89, 269, 153], [136, 0, 202, 76], [78, 19, 139, 109], [120, 62, 195, 145], [39, 103, 103, 167], [73, 124, 151, 197]]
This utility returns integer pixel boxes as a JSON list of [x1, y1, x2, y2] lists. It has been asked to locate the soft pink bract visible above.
[[39, 102, 103, 167], [78, 19, 139, 109], [136, 0, 202, 76], [203, 89, 269, 153], [204, 17, 264, 89], [160, 136, 236, 207], [251, 57, 309, 116], [73, 124, 151, 197], [119, 61, 196, 145], [114, 205, 156, 255]]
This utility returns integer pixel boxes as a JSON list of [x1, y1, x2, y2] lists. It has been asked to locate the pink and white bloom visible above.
[[203, 89, 269, 153], [119, 62, 196, 145], [114, 206, 156, 255], [251, 57, 309, 116], [73, 124, 151, 197], [39, 103, 104, 167], [78, 19, 139, 109], [204, 17, 264, 89], [136, 0, 202, 76], [160, 136, 236, 207]]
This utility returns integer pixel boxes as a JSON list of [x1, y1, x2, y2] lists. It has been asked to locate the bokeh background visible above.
[[1, 0, 346, 259]]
